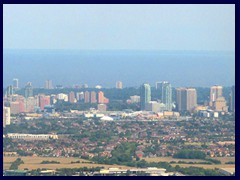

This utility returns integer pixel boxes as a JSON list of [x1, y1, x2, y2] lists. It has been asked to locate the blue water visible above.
[[3, 49, 235, 88]]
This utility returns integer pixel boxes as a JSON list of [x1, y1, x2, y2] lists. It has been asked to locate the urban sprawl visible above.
[[3, 79, 235, 176]]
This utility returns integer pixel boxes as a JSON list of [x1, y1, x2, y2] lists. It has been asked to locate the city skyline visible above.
[[3, 4, 235, 176]]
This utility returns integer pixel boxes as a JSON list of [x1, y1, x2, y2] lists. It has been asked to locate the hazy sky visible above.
[[3, 4, 235, 51]]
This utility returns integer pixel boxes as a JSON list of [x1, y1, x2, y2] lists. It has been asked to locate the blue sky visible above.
[[3, 4, 235, 51]]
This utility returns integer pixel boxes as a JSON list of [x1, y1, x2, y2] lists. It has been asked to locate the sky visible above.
[[3, 4, 235, 51]]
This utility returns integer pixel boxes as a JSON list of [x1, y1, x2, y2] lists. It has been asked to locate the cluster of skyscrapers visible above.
[[140, 82, 235, 113]]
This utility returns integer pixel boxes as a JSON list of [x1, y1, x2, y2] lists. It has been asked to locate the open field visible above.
[[211, 157, 235, 164], [143, 157, 208, 163], [3, 156, 130, 170], [171, 164, 235, 169], [143, 156, 235, 169], [4, 156, 235, 170]]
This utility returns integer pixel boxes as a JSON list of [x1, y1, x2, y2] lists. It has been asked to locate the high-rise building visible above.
[[76, 92, 84, 102], [186, 88, 197, 111], [140, 83, 151, 110], [84, 91, 90, 103], [209, 85, 223, 107], [13, 78, 19, 89], [45, 80, 53, 89], [6, 85, 14, 97], [160, 81, 172, 111], [116, 81, 123, 89], [98, 91, 105, 104], [155, 82, 161, 90], [3, 107, 11, 127], [39, 95, 50, 110], [230, 85, 235, 112], [25, 97, 35, 112], [24, 82, 33, 98], [16, 96, 25, 113], [90, 91, 97, 103], [176, 88, 197, 112], [176, 88, 187, 112], [68, 91, 76, 103]]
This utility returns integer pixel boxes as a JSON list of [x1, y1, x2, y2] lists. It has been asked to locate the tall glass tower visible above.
[[24, 82, 33, 98], [160, 81, 172, 111], [140, 83, 151, 110]]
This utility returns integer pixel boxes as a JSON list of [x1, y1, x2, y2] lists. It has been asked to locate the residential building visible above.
[[140, 83, 151, 110], [84, 91, 90, 103], [90, 91, 97, 103], [68, 91, 76, 103], [160, 81, 172, 111]]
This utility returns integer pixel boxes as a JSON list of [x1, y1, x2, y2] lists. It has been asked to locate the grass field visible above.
[[143, 157, 208, 163], [3, 156, 130, 170], [171, 164, 235, 169], [4, 156, 235, 170], [143, 156, 235, 169]]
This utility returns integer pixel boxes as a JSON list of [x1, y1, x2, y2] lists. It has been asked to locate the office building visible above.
[[24, 82, 33, 98], [45, 80, 53, 89], [140, 83, 151, 110], [90, 91, 97, 103], [84, 91, 90, 103], [176, 88, 197, 112], [3, 107, 11, 127], [209, 85, 223, 107], [13, 78, 19, 89], [230, 85, 235, 112], [160, 81, 172, 111], [116, 81, 123, 89]]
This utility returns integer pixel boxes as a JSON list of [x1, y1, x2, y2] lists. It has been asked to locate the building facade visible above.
[[45, 80, 53, 89], [176, 88, 197, 112], [209, 85, 223, 107], [24, 82, 33, 98], [160, 81, 172, 111], [140, 83, 151, 110], [230, 85, 235, 112]]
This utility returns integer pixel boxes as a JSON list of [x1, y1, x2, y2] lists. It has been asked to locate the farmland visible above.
[[4, 156, 130, 170]]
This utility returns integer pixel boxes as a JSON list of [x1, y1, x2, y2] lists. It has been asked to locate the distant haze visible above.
[[3, 50, 235, 88]]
